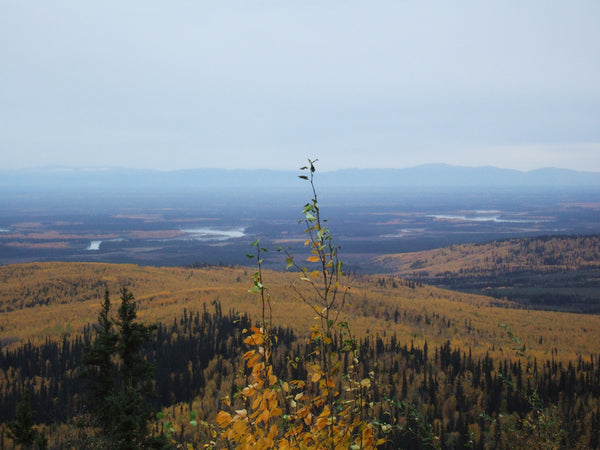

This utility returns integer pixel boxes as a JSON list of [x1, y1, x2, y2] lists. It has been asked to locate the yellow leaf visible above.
[[252, 362, 265, 376], [242, 386, 255, 397], [310, 270, 320, 278], [244, 334, 264, 346], [216, 411, 232, 427], [306, 255, 320, 263], [319, 405, 331, 417], [246, 353, 261, 368], [316, 416, 328, 430], [259, 409, 270, 424]]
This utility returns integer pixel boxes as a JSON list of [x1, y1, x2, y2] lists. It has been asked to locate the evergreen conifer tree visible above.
[[7, 390, 36, 449], [81, 289, 118, 434], [111, 287, 159, 448], [82, 288, 167, 449]]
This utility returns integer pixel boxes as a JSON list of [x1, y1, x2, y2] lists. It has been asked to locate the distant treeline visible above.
[[181, 261, 235, 269]]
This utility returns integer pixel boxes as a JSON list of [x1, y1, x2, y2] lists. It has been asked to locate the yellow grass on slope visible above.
[[374, 235, 600, 277], [1, 262, 599, 363]]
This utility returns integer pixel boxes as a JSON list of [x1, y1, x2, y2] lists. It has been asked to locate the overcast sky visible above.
[[1, 1, 599, 172]]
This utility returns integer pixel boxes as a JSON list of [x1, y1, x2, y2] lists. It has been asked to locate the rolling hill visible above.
[[374, 234, 600, 313], [1, 261, 599, 361]]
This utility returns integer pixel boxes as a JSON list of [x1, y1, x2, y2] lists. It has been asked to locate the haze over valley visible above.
[[1, 165, 599, 272]]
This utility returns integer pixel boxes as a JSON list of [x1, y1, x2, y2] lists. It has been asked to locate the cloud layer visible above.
[[1, 1, 599, 171]]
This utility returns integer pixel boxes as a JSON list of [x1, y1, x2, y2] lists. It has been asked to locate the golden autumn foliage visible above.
[[2, 261, 600, 364], [216, 162, 385, 448], [216, 327, 383, 450]]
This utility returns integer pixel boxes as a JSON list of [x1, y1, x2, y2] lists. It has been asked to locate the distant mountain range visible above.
[[1, 164, 599, 192]]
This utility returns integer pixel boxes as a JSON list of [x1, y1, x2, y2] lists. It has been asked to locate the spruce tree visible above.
[[81, 289, 118, 434], [82, 288, 166, 449], [7, 390, 36, 449], [111, 287, 158, 448]]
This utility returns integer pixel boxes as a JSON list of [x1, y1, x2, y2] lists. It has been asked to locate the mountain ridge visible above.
[[2, 164, 600, 192]]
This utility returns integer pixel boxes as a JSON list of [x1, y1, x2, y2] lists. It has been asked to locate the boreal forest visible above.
[[2, 165, 600, 449]]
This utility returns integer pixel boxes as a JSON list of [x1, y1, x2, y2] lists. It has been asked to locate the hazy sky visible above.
[[1, 1, 599, 172]]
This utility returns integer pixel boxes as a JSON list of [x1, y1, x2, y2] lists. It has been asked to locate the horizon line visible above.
[[3, 163, 600, 175]]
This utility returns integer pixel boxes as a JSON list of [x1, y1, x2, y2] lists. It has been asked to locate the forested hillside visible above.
[[2, 261, 600, 447], [375, 234, 600, 313], [2, 262, 600, 360], [3, 301, 600, 448]]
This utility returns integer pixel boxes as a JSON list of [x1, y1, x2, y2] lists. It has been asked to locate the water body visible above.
[[87, 240, 102, 251], [427, 213, 545, 223], [180, 227, 246, 242], [381, 229, 414, 238]]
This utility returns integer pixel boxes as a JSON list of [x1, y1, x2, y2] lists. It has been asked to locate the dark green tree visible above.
[[82, 288, 167, 449], [7, 390, 37, 449], [111, 287, 160, 448], [81, 289, 118, 434]]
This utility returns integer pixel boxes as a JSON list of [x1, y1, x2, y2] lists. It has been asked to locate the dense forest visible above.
[[2, 257, 600, 447], [2, 300, 600, 448]]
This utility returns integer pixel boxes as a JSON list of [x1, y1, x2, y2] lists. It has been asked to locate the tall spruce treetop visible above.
[[117, 288, 155, 390], [81, 290, 118, 433]]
